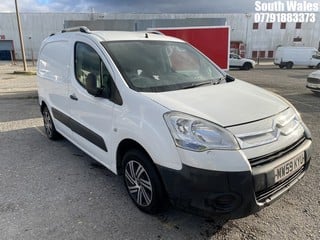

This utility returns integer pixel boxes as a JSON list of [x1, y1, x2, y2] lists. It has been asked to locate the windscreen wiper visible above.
[[182, 80, 214, 89], [213, 77, 225, 85], [182, 76, 227, 89]]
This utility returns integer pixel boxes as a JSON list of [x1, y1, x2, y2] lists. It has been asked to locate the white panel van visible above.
[[274, 46, 320, 69], [37, 27, 312, 219]]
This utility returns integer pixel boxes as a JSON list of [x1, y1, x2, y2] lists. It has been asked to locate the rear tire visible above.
[[42, 106, 60, 140], [122, 149, 167, 214], [286, 62, 293, 69], [242, 62, 252, 70]]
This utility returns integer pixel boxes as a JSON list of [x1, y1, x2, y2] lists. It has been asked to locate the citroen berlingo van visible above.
[[37, 27, 312, 219]]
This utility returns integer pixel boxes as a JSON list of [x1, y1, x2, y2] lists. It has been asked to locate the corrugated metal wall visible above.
[[0, 13, 92, 60], [64, 18, 226, 31], [0, 12, 320, 60], [0, 13, 226, 60]]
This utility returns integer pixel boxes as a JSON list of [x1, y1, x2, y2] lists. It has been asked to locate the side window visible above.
[[74, 42, 113, 98]]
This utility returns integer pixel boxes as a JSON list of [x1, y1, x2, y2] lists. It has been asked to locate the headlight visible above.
[[163, 111, 239, 151]]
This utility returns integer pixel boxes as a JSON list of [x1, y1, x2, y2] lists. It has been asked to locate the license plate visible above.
[[274, 152, 305, 183]]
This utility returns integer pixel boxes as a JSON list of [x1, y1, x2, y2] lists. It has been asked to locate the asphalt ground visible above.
[[0, 61, 319, 240]]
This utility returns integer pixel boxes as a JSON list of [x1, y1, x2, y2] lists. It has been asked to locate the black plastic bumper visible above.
[[156, 140, 311, 219], [157, 164, 258, 219]]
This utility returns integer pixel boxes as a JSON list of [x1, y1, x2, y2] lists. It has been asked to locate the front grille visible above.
[[249, 137, 305, 167], [307, 77, 320, 84], [255, 166, 305, 203]]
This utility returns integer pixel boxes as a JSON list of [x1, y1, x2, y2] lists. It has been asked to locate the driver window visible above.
[[75, 42, 112, 98]]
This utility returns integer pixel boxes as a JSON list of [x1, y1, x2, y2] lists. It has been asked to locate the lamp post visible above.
[[14, 0, 28, 72], [245, 13, 251, 58], [28, 36, 35, 66]]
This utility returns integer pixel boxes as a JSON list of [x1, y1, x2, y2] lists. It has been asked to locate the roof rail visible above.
[[146, 31, 164, 35], [61, 26, 91, 34]]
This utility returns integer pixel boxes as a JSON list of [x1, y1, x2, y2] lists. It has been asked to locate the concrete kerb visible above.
[[255, 59, 274, 66], [13, 70, 37, 75], [0, 60, 36, 72]]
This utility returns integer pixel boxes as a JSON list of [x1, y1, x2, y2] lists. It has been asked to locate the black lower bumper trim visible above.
[[157, 143, 311, 219], [256, 166, 305, 203], [157, 165, 258, 219]]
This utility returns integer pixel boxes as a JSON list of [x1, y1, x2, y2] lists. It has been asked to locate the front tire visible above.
[[42, 106, 60, 140], [122, 149, 167, 214]]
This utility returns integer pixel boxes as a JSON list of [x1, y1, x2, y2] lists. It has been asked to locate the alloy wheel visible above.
[[124, 160, 153, 207], [43, 109, 53, 137]]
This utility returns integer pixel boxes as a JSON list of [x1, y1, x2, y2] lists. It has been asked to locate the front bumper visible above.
[[306, 84, 320, 92], [157, 138, 312, 219], [306, 77, 320, 92]]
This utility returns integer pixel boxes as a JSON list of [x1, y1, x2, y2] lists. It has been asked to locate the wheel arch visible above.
[[40, 100, 48, 114], [116, 138, 153, 175], [116, 138, 169, 198]]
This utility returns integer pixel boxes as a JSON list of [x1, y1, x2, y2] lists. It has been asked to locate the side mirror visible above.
[[86, 73, 102, 97], [226, 74, 235, 82], [87, 86, 101, 96]]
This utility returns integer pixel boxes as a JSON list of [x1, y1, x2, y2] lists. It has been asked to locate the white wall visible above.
[[0, 13, 91, 59], [222, 13, 320, 58]]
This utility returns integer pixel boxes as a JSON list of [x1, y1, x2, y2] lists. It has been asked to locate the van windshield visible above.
[[102, 41, 224, 92]]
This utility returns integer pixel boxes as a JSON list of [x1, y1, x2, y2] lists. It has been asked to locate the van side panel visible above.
[[274, 47, 320, 67], [37, 39, 73, 139], [38, 40, 71, 83]]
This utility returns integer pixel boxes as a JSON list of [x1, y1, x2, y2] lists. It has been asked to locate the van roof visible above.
[[93, 31, 183, 42]]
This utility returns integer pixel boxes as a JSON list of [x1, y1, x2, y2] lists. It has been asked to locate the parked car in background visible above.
[[274, 46, 320, 69], [306, 70, 320, 95], [229, 53, 256, 70]]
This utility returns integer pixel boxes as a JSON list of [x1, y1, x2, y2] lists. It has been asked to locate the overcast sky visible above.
[[0, 0, 256, 13]]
